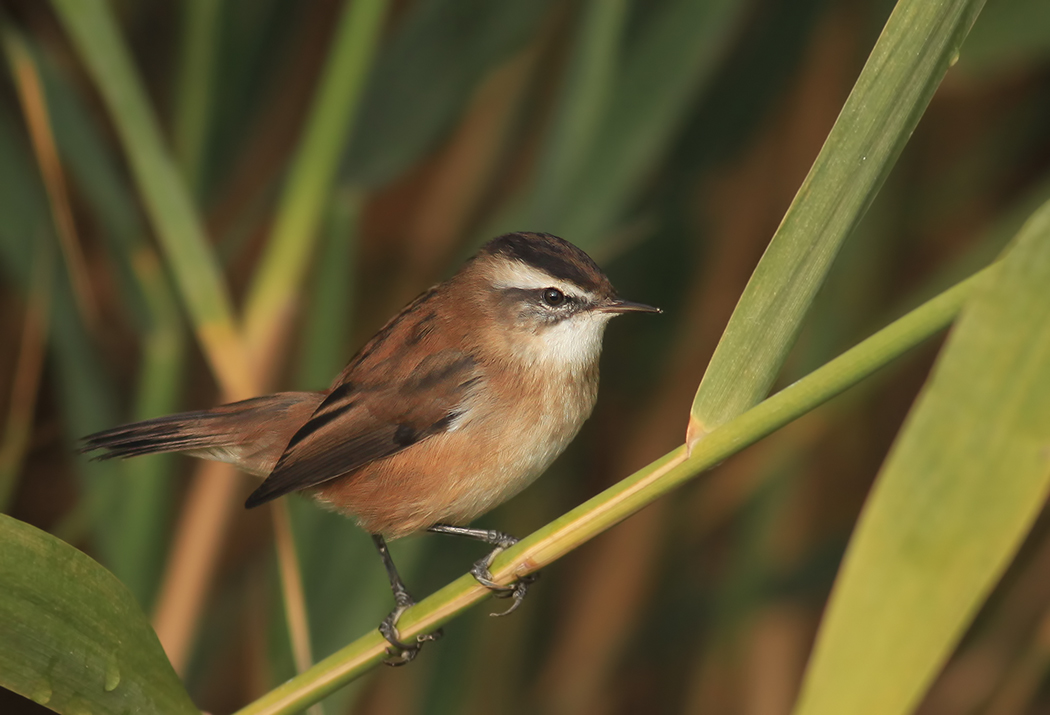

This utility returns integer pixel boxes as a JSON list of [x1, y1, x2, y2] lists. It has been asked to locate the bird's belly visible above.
[[314, 378, 595, 538]]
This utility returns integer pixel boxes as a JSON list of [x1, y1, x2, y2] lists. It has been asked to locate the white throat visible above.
[[524, 311, 611, 373]]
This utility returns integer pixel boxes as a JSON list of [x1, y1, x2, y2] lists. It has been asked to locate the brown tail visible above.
[[81, 392, 324, 476]]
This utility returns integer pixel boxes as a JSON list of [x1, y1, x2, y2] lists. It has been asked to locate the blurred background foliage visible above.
[[0, 0, 1049, 713]]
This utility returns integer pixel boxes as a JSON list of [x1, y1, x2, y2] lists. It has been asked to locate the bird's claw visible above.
[[379, 601, 442, 666], [469, 545, 540, 617]]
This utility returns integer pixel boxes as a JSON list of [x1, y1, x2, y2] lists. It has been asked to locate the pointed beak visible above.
[[595, 299, 663, 315]]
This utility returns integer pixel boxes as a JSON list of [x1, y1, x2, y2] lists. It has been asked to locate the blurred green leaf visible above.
[[173, 0, 222, 195], [0, 242, 50, 514], [525, 0, 629, 228], [958, 0, 1050, 75], [672, 0, 828, 172], [243, 0, 387, 358], [546, 0, 748, 250], [295, 187, 361, 390], [0, 514, 198, 714], [793, 199, 1050, 715], [35, 44, 144, 275], [206, 0, 300, 201], [51, 0, 251, 398], [0, 103, 122, 553], [689, 0, 986, 441], [343, 0, 551, 188], [28, 28, 187, 609], [0, 108, 45, 277]]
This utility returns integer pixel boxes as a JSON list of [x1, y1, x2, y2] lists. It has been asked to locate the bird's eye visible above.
[[541, 288, 565, 307]]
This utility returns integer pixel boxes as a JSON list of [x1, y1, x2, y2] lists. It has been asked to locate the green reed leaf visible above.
[[689, 0, 986, 442]]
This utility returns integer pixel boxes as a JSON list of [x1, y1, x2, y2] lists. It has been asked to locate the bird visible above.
[[82, 231, 661, 663]]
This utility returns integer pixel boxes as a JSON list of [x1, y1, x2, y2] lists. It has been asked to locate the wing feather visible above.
[[244, 349, 479, 508]]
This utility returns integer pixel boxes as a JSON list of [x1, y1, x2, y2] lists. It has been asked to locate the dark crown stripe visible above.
[[486, 232, 604, 293]]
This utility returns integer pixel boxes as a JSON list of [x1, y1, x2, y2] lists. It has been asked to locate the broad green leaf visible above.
[[689, 0, 986, 442], [0, 514, 198, 714], [793, 199, 1050, 715]]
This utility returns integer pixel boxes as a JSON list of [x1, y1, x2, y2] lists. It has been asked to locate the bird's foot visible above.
[[469, 538, 540, 617], [378, 591, 442, 666]]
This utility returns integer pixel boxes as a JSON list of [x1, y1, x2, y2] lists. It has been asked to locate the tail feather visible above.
[[81, 392, 324, 475], [81, 410, 241, 458]]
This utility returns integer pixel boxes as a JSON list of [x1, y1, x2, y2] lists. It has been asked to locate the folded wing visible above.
[[244, 350, 480, 508]]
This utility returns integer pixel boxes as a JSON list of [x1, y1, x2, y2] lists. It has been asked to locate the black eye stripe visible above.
[[497, 286, 580, 312]]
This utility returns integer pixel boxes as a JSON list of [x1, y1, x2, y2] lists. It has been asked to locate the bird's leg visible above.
[[372, 534, 441, 665], [427, 524, 540, 617]]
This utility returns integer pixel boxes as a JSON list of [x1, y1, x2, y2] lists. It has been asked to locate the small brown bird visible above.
[[83, 232, 660, 662]]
